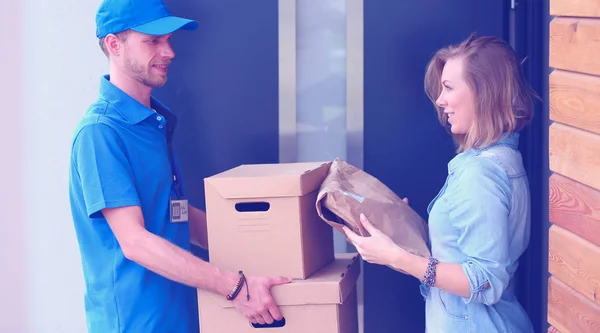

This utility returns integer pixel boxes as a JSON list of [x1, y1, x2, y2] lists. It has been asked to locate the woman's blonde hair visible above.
[[424, 33, 538, 152]]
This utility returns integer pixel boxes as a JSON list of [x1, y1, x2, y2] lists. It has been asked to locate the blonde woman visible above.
[[344, 34, 537, 332]]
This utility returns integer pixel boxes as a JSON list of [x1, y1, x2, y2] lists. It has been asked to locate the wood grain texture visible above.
[[549, 123, 600, 191], [550, 70, 600, 135], [548, 276, 600, 333], [550, 17, 600, 76], [550, 0, 600, 17], [550, 173, 600, 247], [549, 225, 600, 306]]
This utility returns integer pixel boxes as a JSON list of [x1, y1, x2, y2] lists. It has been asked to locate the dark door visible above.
[[154, 0, 280, 249], [151, 3, 280, 327], [363, 1, 509, 332], [149, 1, 548, 332], [512, 1, 550, 332]]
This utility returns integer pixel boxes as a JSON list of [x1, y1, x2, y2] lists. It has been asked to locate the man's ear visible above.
[[104, 34, 122, 57]]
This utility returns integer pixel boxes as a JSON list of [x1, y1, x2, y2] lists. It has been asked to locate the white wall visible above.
[[1, 1, 106, 332], [1, 1, 26, 332]]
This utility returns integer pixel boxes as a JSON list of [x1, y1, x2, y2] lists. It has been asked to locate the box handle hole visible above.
[[235, 202, 270, 212], [250, 317, 286, 328]]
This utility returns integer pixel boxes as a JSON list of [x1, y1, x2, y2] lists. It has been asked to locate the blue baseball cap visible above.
[[96, 0, 198, 38]]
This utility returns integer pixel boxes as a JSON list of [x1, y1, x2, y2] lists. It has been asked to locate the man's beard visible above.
[[124, 54, 166, 88]]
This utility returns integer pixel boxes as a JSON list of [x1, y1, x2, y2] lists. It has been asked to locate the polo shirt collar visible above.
[[98, 74, 174, 125]]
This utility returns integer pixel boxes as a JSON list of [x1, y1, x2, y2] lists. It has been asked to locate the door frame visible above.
[[512, 0, 550, 332]]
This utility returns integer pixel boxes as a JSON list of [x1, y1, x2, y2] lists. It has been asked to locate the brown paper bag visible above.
[[315, 158, 431, 259]]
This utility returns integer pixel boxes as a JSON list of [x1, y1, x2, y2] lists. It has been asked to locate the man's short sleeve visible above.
[[72, 122, 140, 219]]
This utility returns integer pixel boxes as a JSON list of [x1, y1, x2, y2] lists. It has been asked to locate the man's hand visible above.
[[232, 275, 291, 325]]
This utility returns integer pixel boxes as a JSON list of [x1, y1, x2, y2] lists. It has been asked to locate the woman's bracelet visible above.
[[422, 257, 439, 287]]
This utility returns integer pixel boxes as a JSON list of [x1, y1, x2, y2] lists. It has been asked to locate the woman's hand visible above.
[[343, 213, 409, 267]]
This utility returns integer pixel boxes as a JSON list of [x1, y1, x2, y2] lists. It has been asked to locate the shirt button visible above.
[[157, 116, 162, 121], [464, 315, 469, 320], [159, 125, 164, 129]]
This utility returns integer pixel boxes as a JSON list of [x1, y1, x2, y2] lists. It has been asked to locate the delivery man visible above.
[[68, 0, 290, 332]]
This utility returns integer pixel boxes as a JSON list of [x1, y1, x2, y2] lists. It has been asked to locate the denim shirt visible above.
[[420, 132, 534, 333]]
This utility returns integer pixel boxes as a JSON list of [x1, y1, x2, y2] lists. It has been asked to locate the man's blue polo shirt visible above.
[[69, 75, 199, 333]]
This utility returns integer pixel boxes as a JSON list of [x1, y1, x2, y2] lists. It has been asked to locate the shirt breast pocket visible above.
[[437, 289, 469, 321], [427, 175, 450, 215]]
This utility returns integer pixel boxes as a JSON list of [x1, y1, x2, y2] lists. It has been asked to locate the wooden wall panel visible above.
[[551, 0, 600, 17], [550, 18, 600, 76], [549, 173, 600, 247], [550, 70, 600, 135], [548, 276, 600, 333], [549, 2, 600, 332], [548, 326, 561, 333], [548, 225, 600, 306], [549, 123, 600, 191]]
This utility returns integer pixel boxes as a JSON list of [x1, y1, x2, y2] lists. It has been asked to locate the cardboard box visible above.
[[197, 253, 360, 333], [204, 161, 335, 279]]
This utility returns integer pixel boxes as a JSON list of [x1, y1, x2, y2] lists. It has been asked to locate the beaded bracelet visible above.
[[226, 270, 249, 301], [422, 257, 439, 287]]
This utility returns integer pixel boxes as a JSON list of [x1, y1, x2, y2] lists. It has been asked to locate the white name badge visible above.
[[170, 199, 189, 223]]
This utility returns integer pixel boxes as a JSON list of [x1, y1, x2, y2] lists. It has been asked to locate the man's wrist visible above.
[[216, 268, 240, 297], [226, 271, 248, 301]]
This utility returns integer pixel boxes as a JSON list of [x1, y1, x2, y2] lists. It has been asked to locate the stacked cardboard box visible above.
[[197, 161, 360, 333]]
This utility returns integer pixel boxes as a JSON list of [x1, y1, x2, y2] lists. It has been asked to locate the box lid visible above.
[[205, 253, 360, 308], [204, 161, 332, 199]]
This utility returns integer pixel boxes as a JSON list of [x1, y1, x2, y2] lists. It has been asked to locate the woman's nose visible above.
[[436, 94, 446, 107]]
